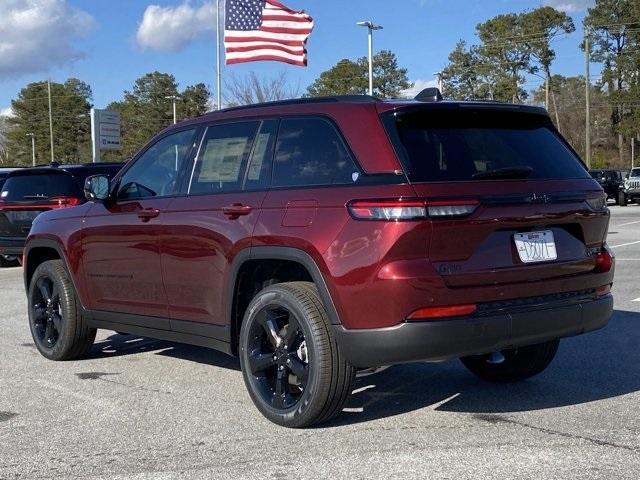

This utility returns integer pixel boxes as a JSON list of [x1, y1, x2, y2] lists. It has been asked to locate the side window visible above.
[[117, 129, 197, 200], [273, 118, 358, 188], [244, 120, 278, 190], [189, 122, 259, 195]]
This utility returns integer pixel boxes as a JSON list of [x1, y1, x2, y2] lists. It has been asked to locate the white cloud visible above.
[[136, 2, 218, 52], [0, 107, 13, 118], [0, 0, 94, 79], [402, 79, 439, 99], [543, 0, 594, 12]]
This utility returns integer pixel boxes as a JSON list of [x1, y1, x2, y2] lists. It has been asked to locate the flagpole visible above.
[[216, 0, 222, 110]]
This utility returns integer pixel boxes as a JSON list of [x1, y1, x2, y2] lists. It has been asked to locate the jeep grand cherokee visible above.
[[23, 95, 614, 427]]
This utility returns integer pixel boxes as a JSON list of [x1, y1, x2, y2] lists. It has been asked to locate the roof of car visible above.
[[6, 162, 124, 177], [181, 96, 549, 125]]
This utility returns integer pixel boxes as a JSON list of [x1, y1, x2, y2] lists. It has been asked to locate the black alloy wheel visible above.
[[246, 306, 309, 410], [239, 282, 355, 428]]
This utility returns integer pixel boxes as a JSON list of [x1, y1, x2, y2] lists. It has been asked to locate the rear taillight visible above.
[[49, 197, 81, 208], [407, 304, 477, 320], [594, 245, 614, 273], [586, 193, 607, 211], [347, 198, 478, 221]]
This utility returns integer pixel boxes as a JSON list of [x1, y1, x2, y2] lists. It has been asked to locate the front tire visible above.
[[28, 260, 96, 361], [461, 339, 559, 383], [239, 282, 355, 428]]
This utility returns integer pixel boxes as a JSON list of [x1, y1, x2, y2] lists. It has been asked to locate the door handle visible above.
[[137, 208, 160, 222], [222, 204, 253, 218]]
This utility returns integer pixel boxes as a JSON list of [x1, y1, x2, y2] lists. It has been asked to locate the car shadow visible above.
[[86, 310, 639, 427], [326, 309, 640, 427], [88, 333, 241, 371]]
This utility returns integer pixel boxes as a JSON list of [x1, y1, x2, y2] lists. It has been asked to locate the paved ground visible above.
[[1, 206, 639, 480]]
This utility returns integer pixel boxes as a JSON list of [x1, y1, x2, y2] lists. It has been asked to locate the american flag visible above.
[[224, 0, 314, 66]]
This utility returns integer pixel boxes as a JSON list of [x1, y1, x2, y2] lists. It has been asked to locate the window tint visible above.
[[1, 173, 80, 201], [189, 122, 259, 195], [273, 118, 358, 187], [385, 109, 589, 182], [244, 120, 277, 190], [117, 129, 197, 200], [631, 168, 640, 177]]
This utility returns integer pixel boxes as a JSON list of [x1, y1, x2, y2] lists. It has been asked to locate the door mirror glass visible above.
[[84, 175, 110, 201]]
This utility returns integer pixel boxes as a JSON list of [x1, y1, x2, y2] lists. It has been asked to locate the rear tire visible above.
[[461, 339, 559, 383], [619, 192, 627, 206], [28, 260, 96, 361], [239, 282, 355, 428]]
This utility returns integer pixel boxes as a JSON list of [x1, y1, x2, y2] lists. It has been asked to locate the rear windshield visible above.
[[1, 173, 81, 202], [384, 108, 589, 182]]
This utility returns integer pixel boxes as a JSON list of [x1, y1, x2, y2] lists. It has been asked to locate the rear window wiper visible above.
[[472, 166, 533, 180]]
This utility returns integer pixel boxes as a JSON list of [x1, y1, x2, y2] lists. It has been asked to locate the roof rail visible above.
[[208, 95, 379, 115]]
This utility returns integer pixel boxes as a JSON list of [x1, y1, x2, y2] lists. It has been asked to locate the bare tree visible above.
[[224, 71, 299, 106]]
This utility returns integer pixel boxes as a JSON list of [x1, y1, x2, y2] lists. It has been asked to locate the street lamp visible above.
[[26, 133, 35, 166], [165, 95, 180, 124], [357, 21, 383, 96]]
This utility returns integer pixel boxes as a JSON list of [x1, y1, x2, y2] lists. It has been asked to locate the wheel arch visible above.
[[227, 246, 341, 355], [23, 240, 69, 293]]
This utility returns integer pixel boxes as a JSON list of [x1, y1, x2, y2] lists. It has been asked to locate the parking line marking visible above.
[[615, 220, 640, 227], [633, 298, 640, 302], [609, 241, 640, 249]]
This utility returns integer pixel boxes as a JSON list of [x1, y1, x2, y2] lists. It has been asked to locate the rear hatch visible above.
[[382, 104, 609, 288], [0, 170, 82, 238]]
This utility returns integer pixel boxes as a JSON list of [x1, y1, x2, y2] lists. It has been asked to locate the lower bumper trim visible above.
[[332, 295, 613, 368]]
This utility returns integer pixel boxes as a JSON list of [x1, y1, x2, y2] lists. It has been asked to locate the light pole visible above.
[[165, 95, 180, 124], [357, 21, 383, 96]]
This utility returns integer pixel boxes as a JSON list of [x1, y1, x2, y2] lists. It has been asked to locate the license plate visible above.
[[514, 230, 557, 263]]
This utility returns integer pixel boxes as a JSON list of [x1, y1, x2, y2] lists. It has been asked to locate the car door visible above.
[[81, 127, 200, 320], [161, 120, 276, 332]]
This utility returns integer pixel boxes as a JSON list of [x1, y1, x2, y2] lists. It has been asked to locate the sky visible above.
[[0, 0, 597, 116]]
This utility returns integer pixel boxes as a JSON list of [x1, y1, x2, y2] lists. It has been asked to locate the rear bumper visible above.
[[332, 294, 613, 368], [0, 236, 26, 257]]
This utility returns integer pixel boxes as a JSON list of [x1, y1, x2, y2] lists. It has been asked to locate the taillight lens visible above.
[[426, 199, 480, 218], [49, 197, 81, 208], [347, 198, 478, 221], [586, 193, 607, 211], [408, 304, 477, 320], [594, 245, 614, 273], [347, 200, 426, 220]]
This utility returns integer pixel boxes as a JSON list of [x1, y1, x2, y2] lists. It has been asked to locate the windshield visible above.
[[630, 168, 640, 178], [384, 108, 589, 182], [0, 173, 81, 202]]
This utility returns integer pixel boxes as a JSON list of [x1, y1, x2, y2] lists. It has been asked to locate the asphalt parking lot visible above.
[[1, 206, 639, 480]]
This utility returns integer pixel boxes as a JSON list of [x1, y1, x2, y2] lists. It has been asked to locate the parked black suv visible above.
[[589, 169, 628, 205], [0, 162, 124, 266]]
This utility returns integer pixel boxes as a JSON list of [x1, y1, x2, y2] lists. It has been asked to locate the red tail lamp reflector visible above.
[[408, 304, 477, 320], [595, 285, 611, 297], [594, 248, 613, 273]]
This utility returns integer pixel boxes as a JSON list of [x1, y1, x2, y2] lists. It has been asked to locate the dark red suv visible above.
[[23, 95, 614, 427]]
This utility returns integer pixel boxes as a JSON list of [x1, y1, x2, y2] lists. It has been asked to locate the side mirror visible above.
[[84, 174, 111, 201]]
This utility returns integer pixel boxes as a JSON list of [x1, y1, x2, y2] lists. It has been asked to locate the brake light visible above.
[[594, 246, 613, 273], [347, 198, 478, 221], [49, 197, 81, 208], [407, 304, 477, 320]]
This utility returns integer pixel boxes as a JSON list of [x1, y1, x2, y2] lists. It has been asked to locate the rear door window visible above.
[[1, 173, 80, 202], [384, 109, 590, 182], [272, 117, 358, 188], [189, 121, 260, 195]]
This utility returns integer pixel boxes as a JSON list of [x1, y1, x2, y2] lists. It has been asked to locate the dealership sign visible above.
[[90, 108, 122, 162]]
